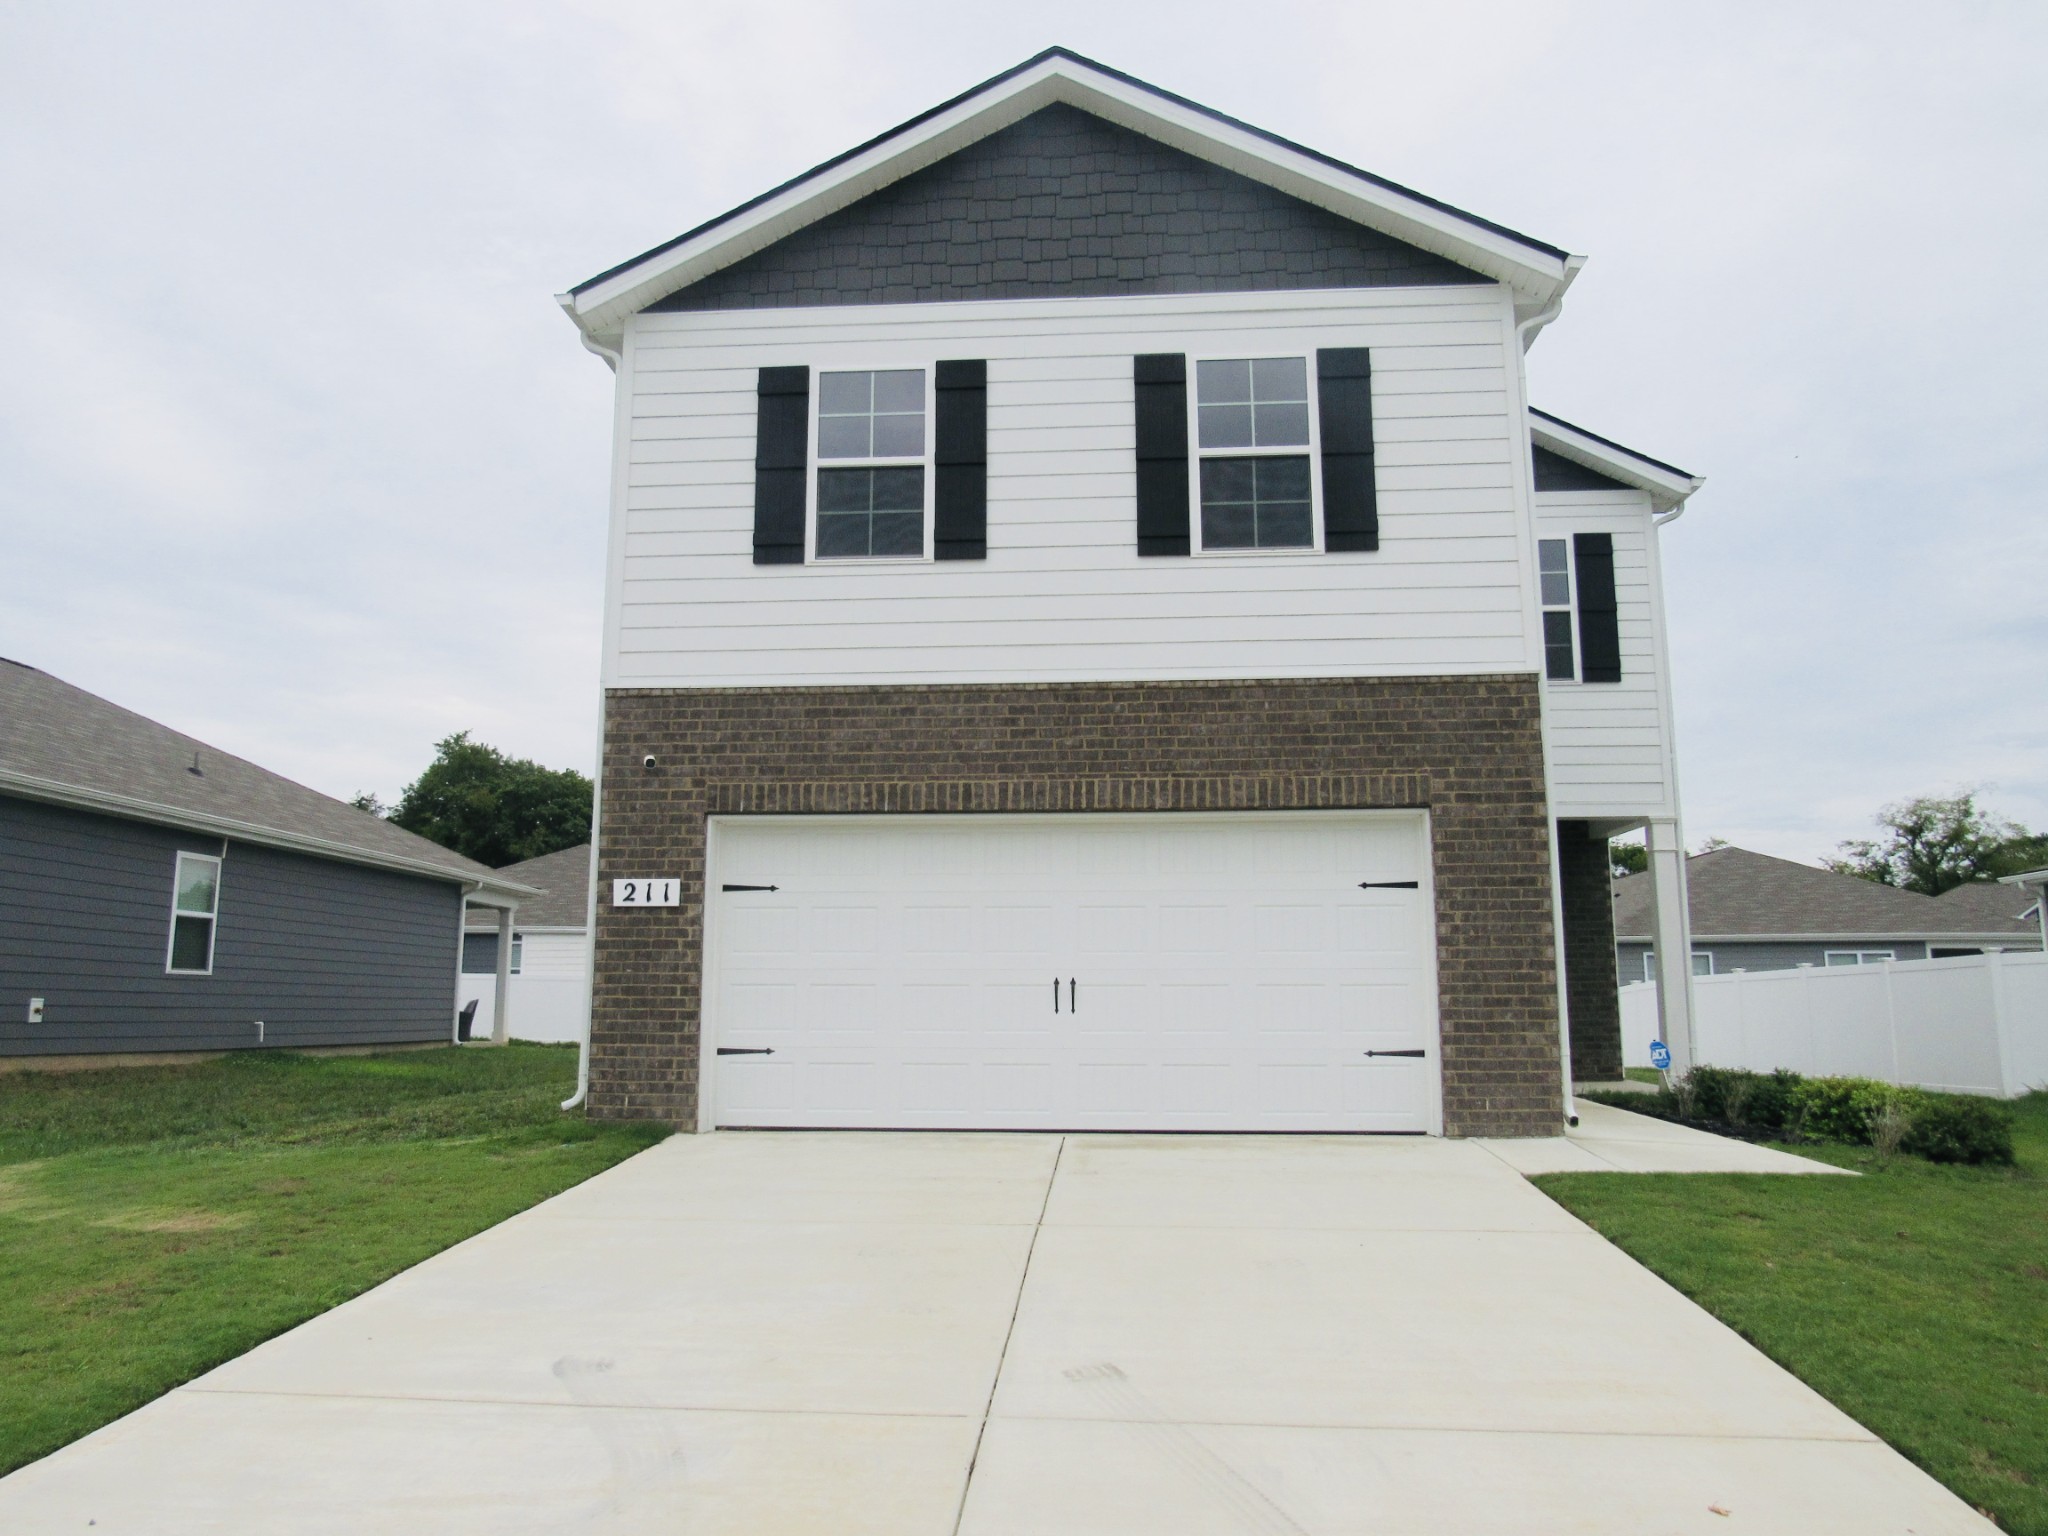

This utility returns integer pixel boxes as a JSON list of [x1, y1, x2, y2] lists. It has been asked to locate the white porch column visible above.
[[1647, 818, 1697, 1074], [491, 907, 514, 1046]]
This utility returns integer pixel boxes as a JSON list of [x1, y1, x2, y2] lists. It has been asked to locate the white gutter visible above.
[[0, 767, 538, 903]]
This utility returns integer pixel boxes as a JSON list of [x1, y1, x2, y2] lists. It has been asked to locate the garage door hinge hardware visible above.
[[716, 1047, 775, 1056], [721, 883, 779, 892], [1364, 1049, 1426, 1058], [1357, 880, 1419, 890]]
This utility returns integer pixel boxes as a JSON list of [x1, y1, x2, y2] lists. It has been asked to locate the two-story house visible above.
[[556, 49, 1703, 1137]]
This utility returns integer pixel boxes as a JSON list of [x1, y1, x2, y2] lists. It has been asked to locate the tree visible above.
[[348, 791, 388, 818], [387, 732, 592, 868], [1824, 791, 2043, 896], [1610, 841, 1648, 878]]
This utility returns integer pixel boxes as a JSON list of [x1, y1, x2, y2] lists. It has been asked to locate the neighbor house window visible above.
[[815, 368, 928, 559], [1538, 539, 1575, 680], [511, 935, 524, 975], [166, 851, 221, 975], [1194, 356, 1315, 550], [1825, 950, 1895, 966], [1643, 950, 1714, 981]]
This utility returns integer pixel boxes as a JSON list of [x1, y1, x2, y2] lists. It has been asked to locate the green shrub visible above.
[[1678, 1067, 1805, 1131], [1903, 1095, 2016, 1166], [1786, 1076, 1927, 1144]]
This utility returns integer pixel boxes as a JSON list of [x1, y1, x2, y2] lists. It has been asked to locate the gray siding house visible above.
[[1615, 845, 2042, 983], [0, 659, 533, 1060]]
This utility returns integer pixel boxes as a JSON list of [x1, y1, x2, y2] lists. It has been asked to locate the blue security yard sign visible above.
[[1648, 1039, 1673, 1072]]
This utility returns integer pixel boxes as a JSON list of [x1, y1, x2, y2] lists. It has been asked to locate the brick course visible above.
[[651, 103, 1483, 313], [591, 675, 1562, 1137], [1557, 820, 1623, 1081]]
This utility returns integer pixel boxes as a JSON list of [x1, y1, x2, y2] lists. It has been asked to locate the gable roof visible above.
[[465, 843, 589, 930], [1932, 880, 2041, 929], [561, 48, 1582, 346], [1530, 409, 1704, 513], [1612, 845, 2042, 942], [0, 658, 534, 903]]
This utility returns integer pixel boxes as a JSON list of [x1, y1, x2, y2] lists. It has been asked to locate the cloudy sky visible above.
[[4, 2, 2043, 863]]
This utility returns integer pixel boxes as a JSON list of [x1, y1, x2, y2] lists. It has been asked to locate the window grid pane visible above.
[[1196, 357, 1310, 449], [818, 369, 926, 462], [176, 858, 218, 915], [816, 466, 926, 559], [1542, 610, 1576, 680], [1199, 455, 1313, 549]]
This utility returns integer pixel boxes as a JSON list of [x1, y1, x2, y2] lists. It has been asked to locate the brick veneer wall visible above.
[[1557, 820, 1623, 1081], [590, 675, 1562, 1137], [651, 103, 1483, 312]]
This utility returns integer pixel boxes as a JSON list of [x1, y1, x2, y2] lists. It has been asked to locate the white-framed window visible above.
[[1643, 949, 1714, 981], [1191, 355, 1319, 552], [811, 366, 931, 561], [1825, 949, 1895, 966], [166, 851, 221, 975], [511, 934, 524, 975], [1538, 538, 1575, 680]]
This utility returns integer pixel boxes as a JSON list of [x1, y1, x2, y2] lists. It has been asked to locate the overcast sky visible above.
[[4, 2, 2043, 864]]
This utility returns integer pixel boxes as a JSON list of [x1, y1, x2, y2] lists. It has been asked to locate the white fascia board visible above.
[[1530, 412, 1704, 514], [563, 54, 1579, 344], [1615, 930, 2040, 945], [0, 770, 540, 905], [1999, 867, 2048, 887]]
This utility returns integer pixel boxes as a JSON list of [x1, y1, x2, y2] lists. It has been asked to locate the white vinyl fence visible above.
[[1620, 950, 2048, 1098]]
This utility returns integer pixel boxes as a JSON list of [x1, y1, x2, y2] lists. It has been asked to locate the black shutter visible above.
[[933, 359, 987, 560], [1573, 532, 1621, 682], [1316, 348, 1378, 552], [752, 365, 809, 565], [1133, 353, 1190, 556]]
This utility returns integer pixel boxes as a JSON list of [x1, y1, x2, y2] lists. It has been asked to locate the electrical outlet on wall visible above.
[[27, 997, 44, 1024]]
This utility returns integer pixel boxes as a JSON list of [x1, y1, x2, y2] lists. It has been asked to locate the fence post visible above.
[[1883, 958, 1902, 1086], [1986, 950, 2013, 1099]]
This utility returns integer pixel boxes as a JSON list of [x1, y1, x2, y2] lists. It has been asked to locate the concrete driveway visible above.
[[0, 1123, 1993, 1534]]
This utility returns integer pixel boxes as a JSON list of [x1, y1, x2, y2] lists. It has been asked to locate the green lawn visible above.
[[0, 1045, 666, 1477], [1538, 1093, 2048, 1534]]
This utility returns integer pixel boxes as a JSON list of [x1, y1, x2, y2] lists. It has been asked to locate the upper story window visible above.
[[1825, 950, 1895, 967], [1193, 357, 1315, 551], [1537, 538, 1575, 680], [167, 851, 220, 975], [815, 368, 928, 560]]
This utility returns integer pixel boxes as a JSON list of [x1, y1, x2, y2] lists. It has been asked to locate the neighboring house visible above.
[[556, 48, 1708, 1137], [1614, 845, 2043, 982], [0, 658, 533, 1060], [460, 843, 591, 1043]]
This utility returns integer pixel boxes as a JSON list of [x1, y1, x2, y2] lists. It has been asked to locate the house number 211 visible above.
[[612, 878, 680, 907]]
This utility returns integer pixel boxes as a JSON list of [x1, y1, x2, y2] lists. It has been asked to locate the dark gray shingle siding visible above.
[[0, 795, 461, 1055], [1532, 445, 1631, 493], [651, 104, 1485, 313]]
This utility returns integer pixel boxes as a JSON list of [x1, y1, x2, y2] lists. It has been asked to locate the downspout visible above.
[[1514, 285, 1581, 1127], [560, 299, 623, 1111]]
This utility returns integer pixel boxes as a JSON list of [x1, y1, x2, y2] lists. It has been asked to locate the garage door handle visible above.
[[722, 884, 779, 893], [1358, 880, 1419, 890], [1364, 1049, 1425, 1058], [716, 1047, 775, 1056]]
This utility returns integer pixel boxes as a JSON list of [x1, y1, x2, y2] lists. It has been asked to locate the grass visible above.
[[1538, 1093, 2048, 1533], [0, 1044, 667, 1477]]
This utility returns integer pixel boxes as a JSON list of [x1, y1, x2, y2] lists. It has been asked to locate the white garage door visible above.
[[704, 812, 1438, 1133]]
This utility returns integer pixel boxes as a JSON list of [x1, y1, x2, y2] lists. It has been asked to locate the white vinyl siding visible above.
[[1537, 489, 1676, 820], [609, 285, 1529, 688]]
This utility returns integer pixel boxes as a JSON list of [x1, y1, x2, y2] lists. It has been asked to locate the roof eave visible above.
[[561, 50, 1577, 345], [0, 770, 539, 903], [1530, 409, 1703, 513]]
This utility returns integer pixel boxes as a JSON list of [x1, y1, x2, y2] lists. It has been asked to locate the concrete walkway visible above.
[[0, 1119, 1986, 1534]]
